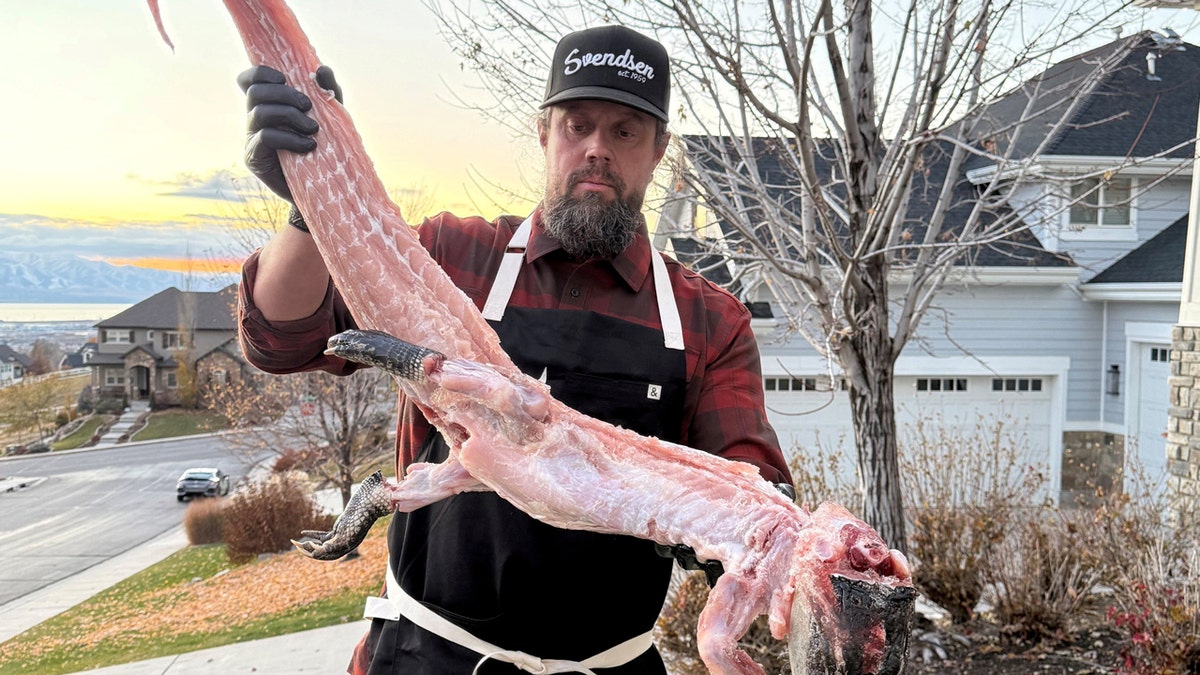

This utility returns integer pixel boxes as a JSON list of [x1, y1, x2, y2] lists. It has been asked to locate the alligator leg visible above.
[[293, 471, 393, 560]]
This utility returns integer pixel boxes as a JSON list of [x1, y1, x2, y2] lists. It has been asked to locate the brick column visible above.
[[1168, 326, 1200, 508]]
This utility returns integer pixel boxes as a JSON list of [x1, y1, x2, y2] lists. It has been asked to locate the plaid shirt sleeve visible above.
[[673, 266, 792, 485], [237, 249, 361, 376]]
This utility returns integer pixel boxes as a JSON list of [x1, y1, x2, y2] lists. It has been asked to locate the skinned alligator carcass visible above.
[[146, 1, 916, 673], [308, 329, 915, 675]]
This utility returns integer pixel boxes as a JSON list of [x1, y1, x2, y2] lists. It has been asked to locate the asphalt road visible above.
[[0, 435, 262, 607]]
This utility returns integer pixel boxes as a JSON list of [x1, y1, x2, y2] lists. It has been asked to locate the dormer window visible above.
[[1058, 175, 1137, 243], [1069, 176, 1132, 229]]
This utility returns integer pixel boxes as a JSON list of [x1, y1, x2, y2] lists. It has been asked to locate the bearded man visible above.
[[235, 24, 791, 675]]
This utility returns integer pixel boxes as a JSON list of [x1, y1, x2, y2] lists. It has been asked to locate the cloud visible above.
[[126, 168, 257, 202], [0, 212, 245, 262]]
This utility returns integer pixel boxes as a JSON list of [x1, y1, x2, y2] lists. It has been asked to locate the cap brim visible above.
[[541, 85, 668, 123]]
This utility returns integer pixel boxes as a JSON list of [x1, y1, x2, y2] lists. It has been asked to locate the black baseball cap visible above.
[[541, 25, 670, 122]]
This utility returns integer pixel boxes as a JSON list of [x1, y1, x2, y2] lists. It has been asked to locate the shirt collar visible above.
[[526, 206, 652, 292]]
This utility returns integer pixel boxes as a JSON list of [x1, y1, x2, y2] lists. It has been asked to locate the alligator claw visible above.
[[291, 471, 393, 561]]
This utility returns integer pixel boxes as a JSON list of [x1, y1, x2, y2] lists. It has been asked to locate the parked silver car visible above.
[[176, 467, 231, 501]]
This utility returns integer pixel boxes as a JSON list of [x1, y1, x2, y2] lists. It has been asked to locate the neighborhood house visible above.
[[657, 32, 1200, 504], [89, 284, 250, 407], [0, 345, 31, 386]]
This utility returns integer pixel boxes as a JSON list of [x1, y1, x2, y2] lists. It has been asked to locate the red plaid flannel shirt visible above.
[[238, 209, 791, 484]]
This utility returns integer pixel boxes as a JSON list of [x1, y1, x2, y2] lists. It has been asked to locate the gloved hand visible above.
[[655, 542, 725, 587], [239, 64, 343, 204], [657, 482, 797, 587]]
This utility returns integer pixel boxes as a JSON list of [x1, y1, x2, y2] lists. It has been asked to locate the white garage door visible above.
[[765, 373, 1055, 493], [1131, 344, 1170, 482]]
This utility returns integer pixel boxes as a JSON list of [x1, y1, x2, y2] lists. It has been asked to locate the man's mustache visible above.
[[568, 167, 626, 193]]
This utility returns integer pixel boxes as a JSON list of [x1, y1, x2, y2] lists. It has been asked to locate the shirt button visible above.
[[570, 288, 580, 298]]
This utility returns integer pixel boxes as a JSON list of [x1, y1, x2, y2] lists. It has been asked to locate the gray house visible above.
[[0, 345, 31, 386], [662, 32, 1200, 502], [90, 284, 249, 407]]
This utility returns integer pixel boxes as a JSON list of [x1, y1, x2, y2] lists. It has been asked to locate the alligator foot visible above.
[[292, 471, 393, 560]]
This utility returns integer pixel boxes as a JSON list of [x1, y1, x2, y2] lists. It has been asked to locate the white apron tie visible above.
[[365, 564, 654, 674], [482, 217, 684, 351]]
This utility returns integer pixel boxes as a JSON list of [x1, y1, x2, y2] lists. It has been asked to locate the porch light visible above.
[[1106, 364, 1121, 396]]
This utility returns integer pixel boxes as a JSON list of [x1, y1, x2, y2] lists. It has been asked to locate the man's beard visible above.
[[542, 167, 643, 261]]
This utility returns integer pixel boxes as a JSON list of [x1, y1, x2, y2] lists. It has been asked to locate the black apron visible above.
[[365, 268, 688, 674]]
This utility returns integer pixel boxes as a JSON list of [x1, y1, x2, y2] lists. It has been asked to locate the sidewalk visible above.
[[67, 621, 367, 674]]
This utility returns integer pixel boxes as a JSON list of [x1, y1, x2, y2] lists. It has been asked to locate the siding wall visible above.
[[1100, 301, 1178, 426], [755, 278, 1103, 423]]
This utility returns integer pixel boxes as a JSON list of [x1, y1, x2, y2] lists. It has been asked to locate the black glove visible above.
[[656, 542, 725, 587], [656, 482, 796, 588], [238, 64, 342, 204]]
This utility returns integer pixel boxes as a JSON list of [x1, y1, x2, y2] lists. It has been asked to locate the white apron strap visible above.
[[481, 215, 685, 351], [366, 564, 654, 675], [650, 250, 684, 351], [482, 217, 533, 322]]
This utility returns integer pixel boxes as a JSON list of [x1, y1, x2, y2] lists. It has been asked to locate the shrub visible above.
[[95, 397, 126, 415], [900, 413, 1047, 625], [221, 472, 334, 565], [984, 506, 1103, 638], [788, 434, 859, 511], [182, 498, 226, 545], [1093, 457, 1200, 674], [76, 386, 95, 415]]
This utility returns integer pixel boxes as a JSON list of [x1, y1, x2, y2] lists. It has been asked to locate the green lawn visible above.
[[131, 410, 229, 442], [50, 415, 111, 451]]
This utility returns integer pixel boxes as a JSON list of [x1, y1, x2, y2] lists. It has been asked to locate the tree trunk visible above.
[[846, 266, 908, 554]]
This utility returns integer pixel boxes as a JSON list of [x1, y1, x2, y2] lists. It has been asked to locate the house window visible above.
[[916, 378, 968, 392], [991, 378, 1043, 392], [764, 376, 824, 391], [102, 329, 132, 344], [1150, 347, 1170, 362], [211, 369, 228, 385], [166, 372, 178, 388], [162, 331, 189, 350], [1069, 177, 1132, 228], [105, 370, 126, 386]]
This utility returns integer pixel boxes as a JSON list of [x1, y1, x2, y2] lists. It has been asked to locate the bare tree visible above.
[[26, 339, 61, 376], [206, 370, 394, 506], [426, 0, 1177, 549], [0, 375, 77, 445], [174, 272, 201, 409]]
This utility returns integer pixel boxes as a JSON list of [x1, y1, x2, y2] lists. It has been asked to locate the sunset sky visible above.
[[3, 2, 1198, 281], [2, 1, 540, 277]]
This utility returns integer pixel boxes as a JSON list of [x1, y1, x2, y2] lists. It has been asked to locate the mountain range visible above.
[[0, 253, 238, 303]]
